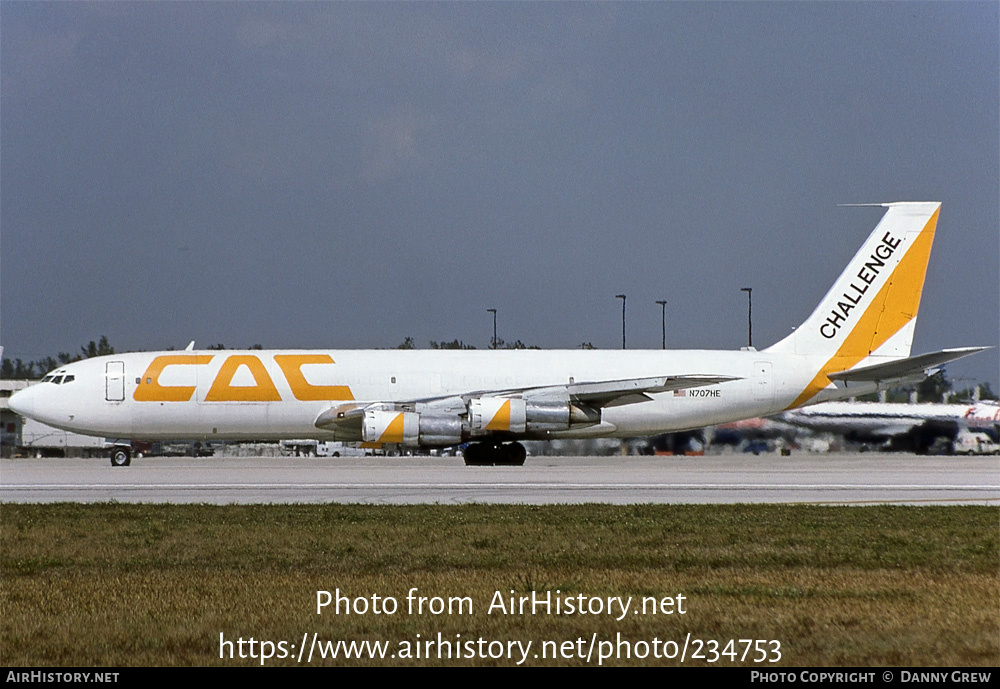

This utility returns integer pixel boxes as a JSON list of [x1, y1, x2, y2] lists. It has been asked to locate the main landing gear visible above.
[[463, 441, 527, 466], [110, 446, 131, 467]]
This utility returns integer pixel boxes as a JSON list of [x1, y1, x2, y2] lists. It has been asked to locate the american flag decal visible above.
[[674, 389, 686, 397]]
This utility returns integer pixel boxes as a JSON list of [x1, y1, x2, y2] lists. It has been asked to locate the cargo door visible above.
[[106, 361, 125, 402]]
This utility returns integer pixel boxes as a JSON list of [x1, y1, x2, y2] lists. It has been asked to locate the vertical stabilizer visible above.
[[767, 202, 940, 407]]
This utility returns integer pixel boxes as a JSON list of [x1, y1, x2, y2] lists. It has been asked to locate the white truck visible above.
[[279, 439, 370, 457], [953, 430, 1000, 455]]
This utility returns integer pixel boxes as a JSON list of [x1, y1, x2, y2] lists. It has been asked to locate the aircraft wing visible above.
[[314, 373, 740, 433], [829, 347, 991, 385], [520, 374, 740, 407]]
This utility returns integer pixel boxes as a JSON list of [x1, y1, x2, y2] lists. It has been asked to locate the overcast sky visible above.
[[2, 2, 997, 387]]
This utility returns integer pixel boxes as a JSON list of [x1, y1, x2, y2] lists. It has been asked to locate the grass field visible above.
[[2, 503, 997, 666]]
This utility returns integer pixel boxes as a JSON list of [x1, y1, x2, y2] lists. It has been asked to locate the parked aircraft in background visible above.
[[9, 202, 987, 465], [777, 400, 1000, 453]]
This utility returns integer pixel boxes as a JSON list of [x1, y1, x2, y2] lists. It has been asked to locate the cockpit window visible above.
[[62, 375, 75, 383], [41, 375, 54, 383], [51, 376, 64, 384]]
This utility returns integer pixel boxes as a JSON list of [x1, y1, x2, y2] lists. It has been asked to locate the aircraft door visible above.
[[106, 361, 125, 402], [753, 361, 773, 404]]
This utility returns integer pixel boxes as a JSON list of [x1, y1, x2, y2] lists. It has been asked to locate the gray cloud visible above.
[[1, 2, 995, 388]]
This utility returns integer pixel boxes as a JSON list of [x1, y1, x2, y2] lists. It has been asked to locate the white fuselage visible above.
[[9, 348, 854, 443]]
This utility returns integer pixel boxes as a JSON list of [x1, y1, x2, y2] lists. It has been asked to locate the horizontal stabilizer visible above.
[[828, 347, 990, 384]]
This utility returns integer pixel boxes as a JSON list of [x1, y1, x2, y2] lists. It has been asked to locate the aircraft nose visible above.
[[8, 386, 35, 419]]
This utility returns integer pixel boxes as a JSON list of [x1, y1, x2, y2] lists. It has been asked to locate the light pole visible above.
[[740, 287, 753, 348], [655, 300, 667, 349], [615, 294, 626, 349], [487, 308, 497, 349]]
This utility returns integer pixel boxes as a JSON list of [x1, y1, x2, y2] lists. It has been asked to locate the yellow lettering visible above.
[[133, 355, 213, 402], [205, 355, 282, 402], [273, 354, 354, 401]]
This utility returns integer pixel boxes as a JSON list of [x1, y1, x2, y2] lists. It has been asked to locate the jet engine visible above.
[[468, 397, 598, 434], [362, 409, 463, 447]]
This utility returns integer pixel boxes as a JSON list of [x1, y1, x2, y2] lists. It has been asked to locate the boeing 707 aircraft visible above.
[[9, 202, 987, 465]]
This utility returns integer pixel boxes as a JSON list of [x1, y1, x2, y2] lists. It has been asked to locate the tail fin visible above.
[[768, 202, 941, 405]]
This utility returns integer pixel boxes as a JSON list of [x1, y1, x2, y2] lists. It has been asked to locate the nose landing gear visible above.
[[110, 446, 131, 467]]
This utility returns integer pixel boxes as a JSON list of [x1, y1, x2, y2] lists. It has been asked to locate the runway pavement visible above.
[[1, 453, 997, 505]]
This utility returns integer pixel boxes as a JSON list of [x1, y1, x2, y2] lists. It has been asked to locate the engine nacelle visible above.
[[363, 410, 418, 445], [362, 409, 463, 447], [416, 416, 464, 447], [469, 397, 594, 433], [469, 398, 528, 433]]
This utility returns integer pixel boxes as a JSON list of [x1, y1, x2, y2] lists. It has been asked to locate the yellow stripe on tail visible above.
[[767, 202, 941, 408]]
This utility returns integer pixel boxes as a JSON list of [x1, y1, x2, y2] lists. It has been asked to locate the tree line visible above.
[[396, 337, 541, 350], [2, 336, 115, 379]]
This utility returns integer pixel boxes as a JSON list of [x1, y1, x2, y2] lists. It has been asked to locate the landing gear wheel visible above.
[[463, 443, 491, 466], [505, 442, 527, 466], [463, 442, 526, 466], [110, 447, 131, 467]]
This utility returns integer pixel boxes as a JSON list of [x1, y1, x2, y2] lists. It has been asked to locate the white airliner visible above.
[[777, 401, 1000, 451], [8, 202, 987, 466]]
